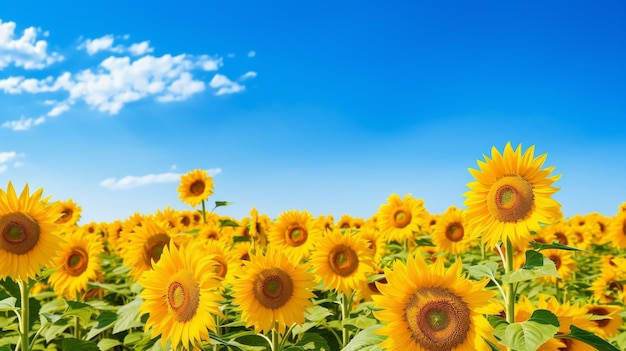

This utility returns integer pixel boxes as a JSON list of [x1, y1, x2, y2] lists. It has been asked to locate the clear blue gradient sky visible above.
[[1, 1, 624, 224]]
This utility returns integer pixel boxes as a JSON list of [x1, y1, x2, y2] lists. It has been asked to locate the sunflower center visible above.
[[393, 209, 411, 228], [57, 209, 73, 224], [189, 180, 206, 196], [167, 273, 200, 322], [549, 254, 562, 270], [487, 175, 534, 222], [142, 233, 170, 266], [554, 232, 568, 245], [587, 307, 611, 328], [212, 257, 228, 278], [445, 223, 464, 242], [286, 225, 308, 246], [253, 268, 293, 309], [622, 222, 626, 236], [328, 244, 360, 277], [404, 287, 470, 351], [0, 212, 41, 255], [64, 247, 89, 276]]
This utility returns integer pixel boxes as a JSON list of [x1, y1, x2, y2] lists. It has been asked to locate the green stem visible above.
[[271, 323, 281, 351], [340, 291, 353, 348], [504, 239, 515, 351], [212, 315, 221, 351], [202, 200, 207, 224], [18, 280, 30, 351], [74, 315, 80, 339]]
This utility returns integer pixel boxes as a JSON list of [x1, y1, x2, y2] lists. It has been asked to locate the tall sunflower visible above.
[[607, 210, 626, 249], [372, 254, 500, 351], [0, 182, 62, 280], [231, 249, 315, 334], [140, 242, 223, 350], [540, 249, 576, 284], [309, 228, 374, 295], [48, 229, 103, 300], [267, 210, 318, 262], [121, 218, 178, 281], [539, 221, 576, 247], [464, 142, 562, 249], [584, 302, 623, 339], [54, 198, 82, 227], [377, 193, 427, 244], [178, 169, 214, 208], [431, 206, 475, 255]]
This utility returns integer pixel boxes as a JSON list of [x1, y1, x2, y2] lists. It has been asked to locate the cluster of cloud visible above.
[[0, 19, 257, 131], [99, 168, 222, 190], [0, 20, 64, 69], [0, 151, 24, 173]]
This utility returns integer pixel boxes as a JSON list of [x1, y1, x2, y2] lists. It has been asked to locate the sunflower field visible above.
[[0, 143, 625, 351]]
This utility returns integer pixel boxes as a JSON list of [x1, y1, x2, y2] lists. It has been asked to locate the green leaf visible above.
[[488, 315, 509, 341], [97, 338, 122, 351], [62, 338, 99, 351], [0, 297, 17, 310], [63, 300, 94, 325], [522, 250, 544, 269], [342, 325, 385, 351], [219, 219, 240, 227], [465, 262, 500, 280], [0, 346, 12, 351], [530, 241, 586, 252], [501, 309, 560, 351], [43, 319, 71, 342], [215, 201, 234, 208], [113, 296, 144, 334], [304, 305, 333, 322], [229, 334, 270, 351], [288, 333, 330, 351], [343, 314, 378, 330], [502, 254, 559, 284], [558, 325, 619, 351], [86, 311, 118, 340]]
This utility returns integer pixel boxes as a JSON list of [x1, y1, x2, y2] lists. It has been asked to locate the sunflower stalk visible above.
[[201, 199, 207, 224], [17, 280, 30, 351], [340, 291, 354, 348], [504, 238, 515, 351]]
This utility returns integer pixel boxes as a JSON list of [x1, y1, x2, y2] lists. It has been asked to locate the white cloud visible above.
[[157, 72, 205, 102], [240, 71, 257, 80], [128, 41, 154, 56], [247, 51, 256, 58], [210, 74, 245, 95], [0, 151, 16, 163], [47, 102, 70, 117], [100, 168, 221, 190], [0, 19, 64, 70], [0, 165, 7, 173], [1, 24, 253, 130], [2, 116, 45, 131], [78, 35, 155, 56]]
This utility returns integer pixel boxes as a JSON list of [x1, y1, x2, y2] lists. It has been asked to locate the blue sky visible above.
[[0, 1, 625, 224]]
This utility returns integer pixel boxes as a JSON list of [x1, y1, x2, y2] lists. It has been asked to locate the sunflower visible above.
[[372, 254, 499, 351], [607, 210, 626, 249], [314, 214, 335, 233], [516, 294, 595, 351], [121, 218, 178, 281], [583, 212, 611, 244], [589, 269, 625, 304], [377, 193, 428, 244], [431, 206, 475, 255], [0, 182, 63, 281], [231, 249, 315, 334], [140, 242, 223, 350], [310, 228, 374, 295], [537, 221, 576, 247], [358, 225, 387, 266], [464, 142, 562, 249], [197, 239, 238, 286], [584, 302, 623, 339], [267, 210, 318, 262], [48, 229, 103, 300], [54, 198, 82, 227], [540, 249, 576, 284], [178, 169, 214, 208]]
